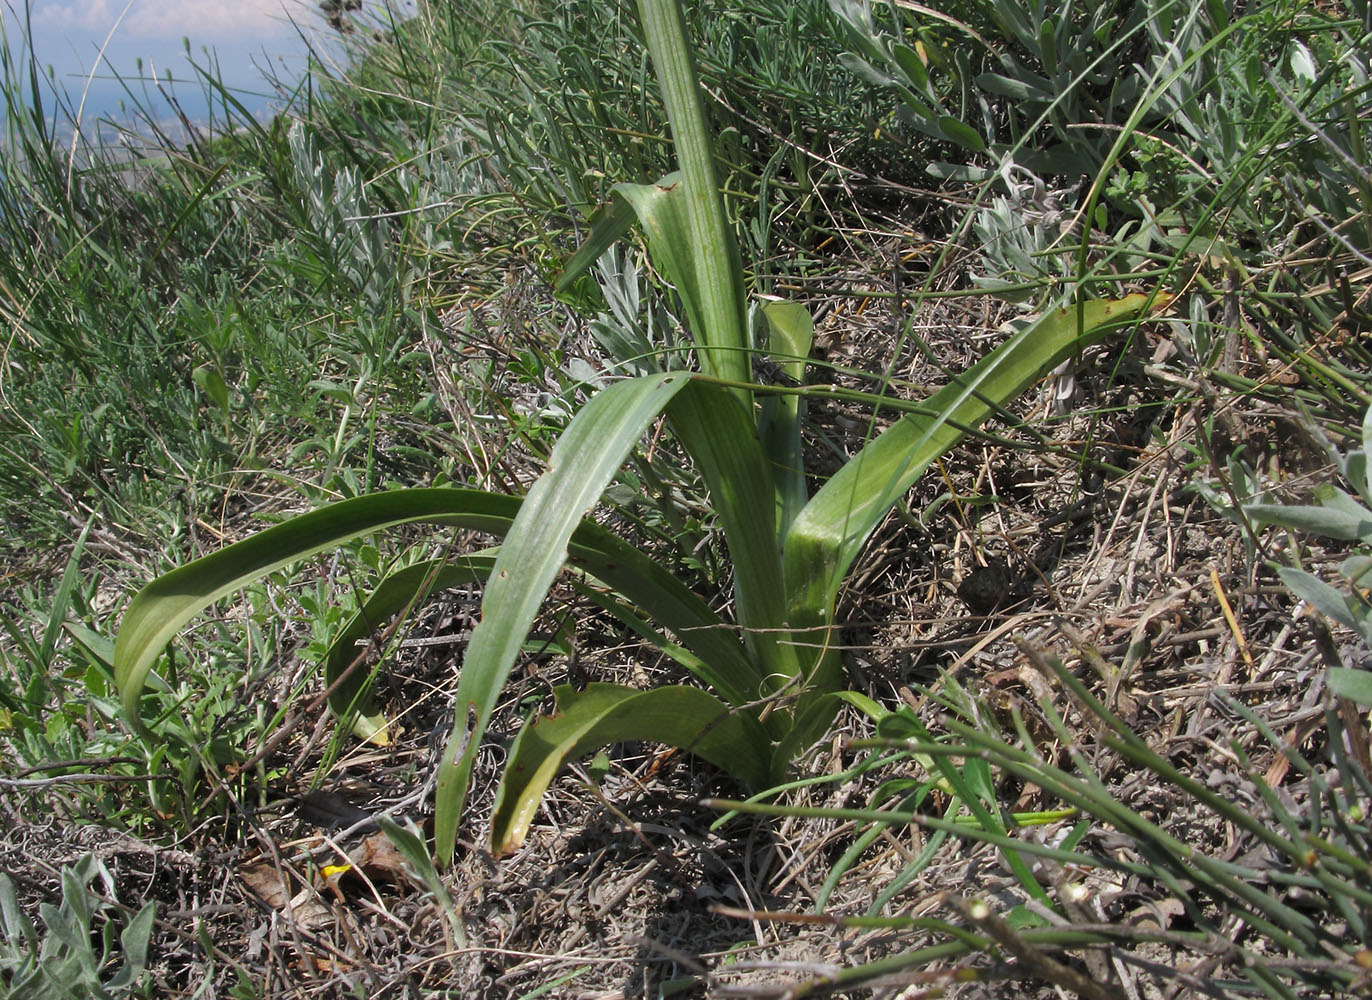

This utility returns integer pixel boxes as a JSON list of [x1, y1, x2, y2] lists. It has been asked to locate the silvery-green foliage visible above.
[[824, 0, 985, 151], [1141, 0, 1370, 260], [517, 355, 610, 422], [973, 0, 1146, 173], [0, 855, 155, 1000], [1165, 292, 1219, 370], [1141, 0, 1227, 138], [586, 247, 687, 377], [512, 249, 684, 423], [406, 126, 502, 255], [970, 162, 1081, 297], [826, 0, 1148, 173], [833, 0, 1371, 299], [287, 122, 396, 316]]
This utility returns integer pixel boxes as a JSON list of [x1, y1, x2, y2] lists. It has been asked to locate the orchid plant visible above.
[[114, 0, 1168, 863]]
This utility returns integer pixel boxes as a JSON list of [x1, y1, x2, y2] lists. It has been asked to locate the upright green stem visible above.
[[637, 0, 751, 399]]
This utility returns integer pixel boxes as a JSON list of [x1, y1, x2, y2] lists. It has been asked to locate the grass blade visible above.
[[376, 816, 467, 949]]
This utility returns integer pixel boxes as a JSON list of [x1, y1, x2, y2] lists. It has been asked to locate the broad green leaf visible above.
[[758, 300, 813, 385], [554, 195, 640, 294], [489, 682, 777, 855], [826, 0, 892, 65], [1345, 452, 1368, 502], [322, 554, 498, 744], [64, 624, 114, 670], [570, 586, 738, 697], [891, 43, 930, 92], [329, 542, 764, 740], [770, 684, 847, 774], [666, 380, 800, 705], [758, 300, 814, 539], [117, 477, 761, 753], [1036, 19, 1057, 76], [1277, 567, 1358, 630], [1319, 486, 1372, 532], [838, 51, 897, 88], [610, 177, 701, 339], [638, 0, 750, 387], [115, 488, 540, 736], [1342, 555, 1372, 585], [936, 114, 987, 152], [0, 870, 36, 945], [1244, 497, 1372, 541], [106, 903, 155, 992], [975, 71, 1055, 101], [896, 91, 940, 129], [564, 533, 763, 705], [784, 294, 1168, 624], [1328, 667, 1372, 707], [609, 176, 748, 394], [192, 364, 231, 412], [433, 372, 692, 865]]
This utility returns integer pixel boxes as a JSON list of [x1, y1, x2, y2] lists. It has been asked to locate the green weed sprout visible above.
[[0, 855, 155, 999], [1246, 401, 1372, 704]]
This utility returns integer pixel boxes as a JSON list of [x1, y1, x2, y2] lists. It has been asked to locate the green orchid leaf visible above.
[[115, 488, 534, 737], [321, 553, 498, 744], [490, 682, 777, 856], [758, 299, 814, 539], [327, 535, 765, 744], [566, 171, 748, 394], [637, 0, 750, 388], [609, 176, 747, 391], [666, 380, 801, 708], [115, 469, 760, 757], [784, 293, 1170, 621], [432, 371, 693, 865], [779, 293, 1169, 740], [568, 584, 750, 706], [555, 194, 641, 294]]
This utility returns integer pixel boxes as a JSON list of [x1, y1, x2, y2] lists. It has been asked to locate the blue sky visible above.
[[5, 0, 374, 127]]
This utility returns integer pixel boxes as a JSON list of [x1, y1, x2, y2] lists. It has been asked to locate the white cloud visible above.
[[33, 0, 309, 41]]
